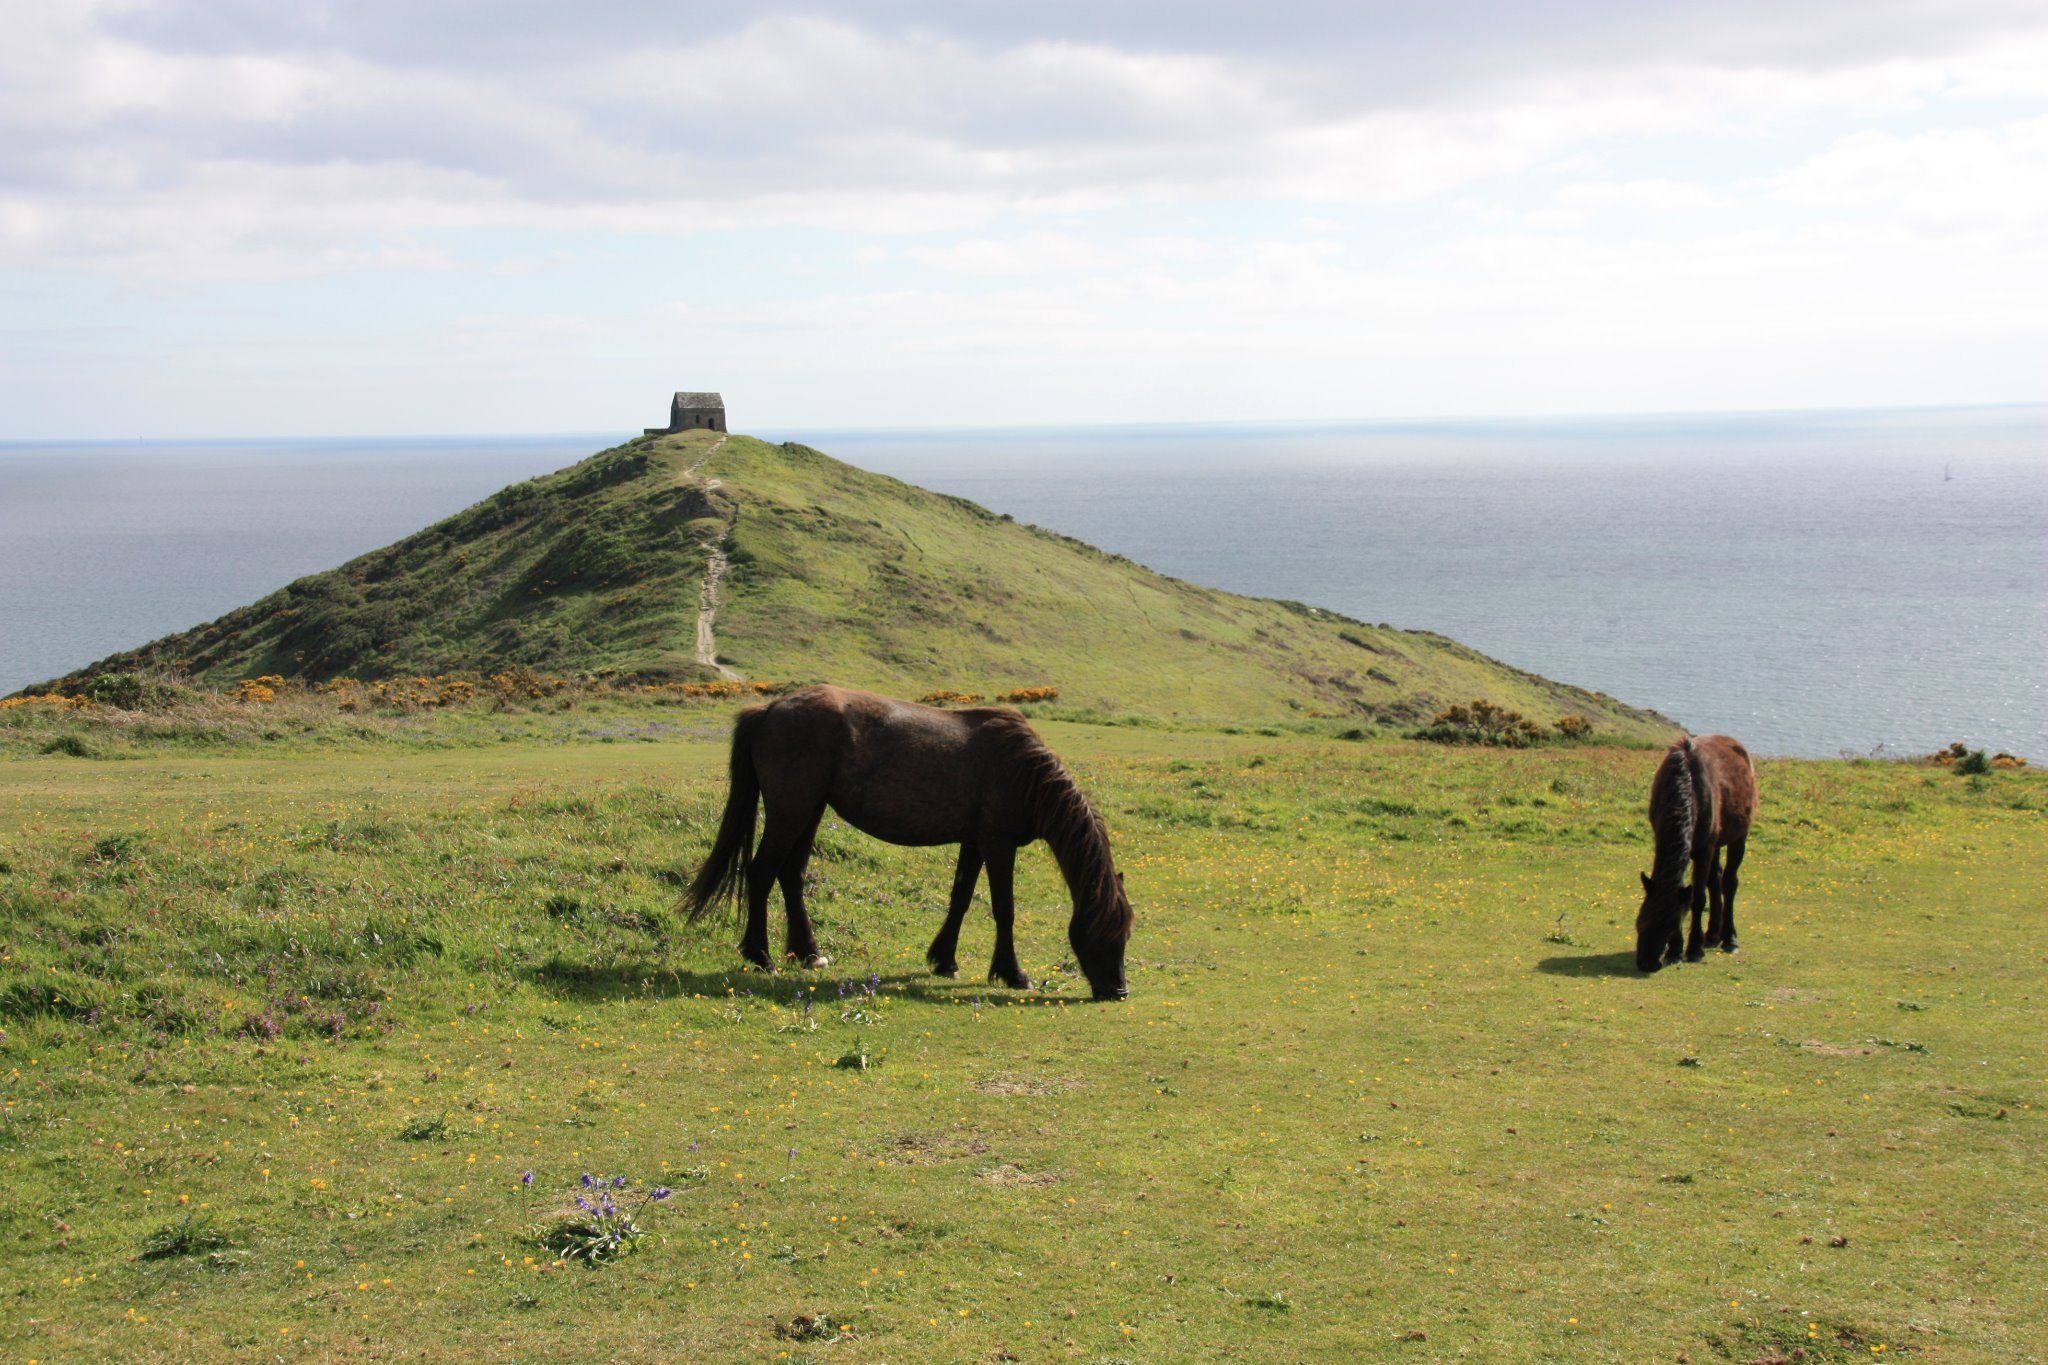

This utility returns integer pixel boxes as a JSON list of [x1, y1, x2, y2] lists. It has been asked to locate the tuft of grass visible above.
[[139, 1215, 231, 1261], [396, 1112, 448, 1141], [533, 1213, 643, 1266], [86, 832, 142, 864], [774, 1311, 852, 1342], [835, 1037, 880, 1071]]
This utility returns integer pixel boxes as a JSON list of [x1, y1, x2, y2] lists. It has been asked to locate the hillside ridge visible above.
[[38, 431, 1674, 737]]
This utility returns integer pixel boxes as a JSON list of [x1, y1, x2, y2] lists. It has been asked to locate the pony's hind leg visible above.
[[1719, 839, 1746, 953], [984, 841, 1030, 990], [926, 843, 982, 978], [777, 805, 829, 968], [739, 839, 780, 972], [741, 804, 817, 971]]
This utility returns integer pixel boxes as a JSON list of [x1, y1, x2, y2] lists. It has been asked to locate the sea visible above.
[[2, 405, 2042, 759]]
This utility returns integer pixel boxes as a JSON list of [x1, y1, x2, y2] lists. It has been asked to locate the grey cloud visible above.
[[118, 1, 2048, 71], [4, 0, 2044, 277]]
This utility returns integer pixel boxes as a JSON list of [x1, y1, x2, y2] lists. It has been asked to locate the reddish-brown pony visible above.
[[1636, 733, 1759, 972], [685, 685, 1134, 1000]]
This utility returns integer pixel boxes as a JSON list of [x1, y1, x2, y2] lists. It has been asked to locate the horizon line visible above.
[[1, 397, 2042, 448]]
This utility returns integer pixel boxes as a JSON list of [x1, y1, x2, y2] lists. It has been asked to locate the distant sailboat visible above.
[[1943, 463, 1953, 482]]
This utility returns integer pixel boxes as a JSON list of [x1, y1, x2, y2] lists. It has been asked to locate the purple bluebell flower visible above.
[[613, 1174, 629, 1189], [649, 1188, 672, 1201], [520, 1170, 534, 1187], [575, 1196, 592, 1211], [580, 1172, 595, 1189]]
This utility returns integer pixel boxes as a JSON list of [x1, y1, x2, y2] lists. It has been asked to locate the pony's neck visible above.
[[1652, 748, 1696, 886], [1026, 766, 1118, 925]]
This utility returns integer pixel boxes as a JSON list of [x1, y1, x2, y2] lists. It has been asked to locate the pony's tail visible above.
[[684, 705, 767, 922]]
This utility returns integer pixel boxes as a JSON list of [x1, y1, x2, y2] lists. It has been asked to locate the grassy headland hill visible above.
[[48, 429, 1669, 737]]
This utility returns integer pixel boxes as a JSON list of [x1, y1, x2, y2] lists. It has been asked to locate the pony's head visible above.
[[1634, 870, 1686, 972], [1069, 870, 1132, 1001]]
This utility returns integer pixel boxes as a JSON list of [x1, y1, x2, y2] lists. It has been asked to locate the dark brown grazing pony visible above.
[[685, 685, 1134, 1000], [1636, 733, 1759, 972]]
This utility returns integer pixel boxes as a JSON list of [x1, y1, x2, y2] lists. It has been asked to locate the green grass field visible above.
[[2, 708, 2043, 1361]]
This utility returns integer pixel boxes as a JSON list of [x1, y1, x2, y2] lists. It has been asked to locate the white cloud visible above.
[[1771, 115, 2048, 237], [1528, 179, 1726, 229], [0, 1, 2043, 431]]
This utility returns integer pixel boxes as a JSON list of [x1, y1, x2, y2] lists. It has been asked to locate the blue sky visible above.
[[2, 0, 2044, 437]]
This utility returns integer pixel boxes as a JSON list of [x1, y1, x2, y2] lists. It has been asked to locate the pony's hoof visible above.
[[1684, 947, 1705, 963], [1719, 938, 1739, 954], [792, 952, 830, 970], [992, 972, 1031, 991], [929, 961, 959, 978]]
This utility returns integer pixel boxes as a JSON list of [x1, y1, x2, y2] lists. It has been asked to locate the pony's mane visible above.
[[979, 712, 1132, 945], [1649, 735, 1699, 887]]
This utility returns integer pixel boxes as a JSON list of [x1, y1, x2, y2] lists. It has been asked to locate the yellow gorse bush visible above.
[[235, 676, 286, 703], [1925, 741, 2028, 770], [637, 680, 787, 701], [917, 689, 984, 706], [0, 693, 93, 712], [238, 671, 795, 714]]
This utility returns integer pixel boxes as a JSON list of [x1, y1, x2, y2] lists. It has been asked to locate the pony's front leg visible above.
[[1703, 846, 1726, 948], [926, 843, 982, 978], [984, 842, 1030, 990], [1684, 854, 1710, 962], [1718, 838, 1746, 953]]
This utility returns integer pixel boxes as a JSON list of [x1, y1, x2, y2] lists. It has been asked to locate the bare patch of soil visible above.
[[1799, 1040, 1877, 1057], [974, 1071, 1084, 1097], [977, 1163, 1061, 1189]]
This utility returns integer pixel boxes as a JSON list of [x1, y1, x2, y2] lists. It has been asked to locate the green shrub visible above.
[[1414, 700, 1545, 748], [76, 672, 188, 709]]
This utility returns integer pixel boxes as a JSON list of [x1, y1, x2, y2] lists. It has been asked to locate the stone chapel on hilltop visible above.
[[646, 391, 725, 436]]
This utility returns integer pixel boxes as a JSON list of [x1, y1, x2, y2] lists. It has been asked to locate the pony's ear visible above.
[[1114, 871, 1124, 887], [1639, 871, 1653, 891]]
